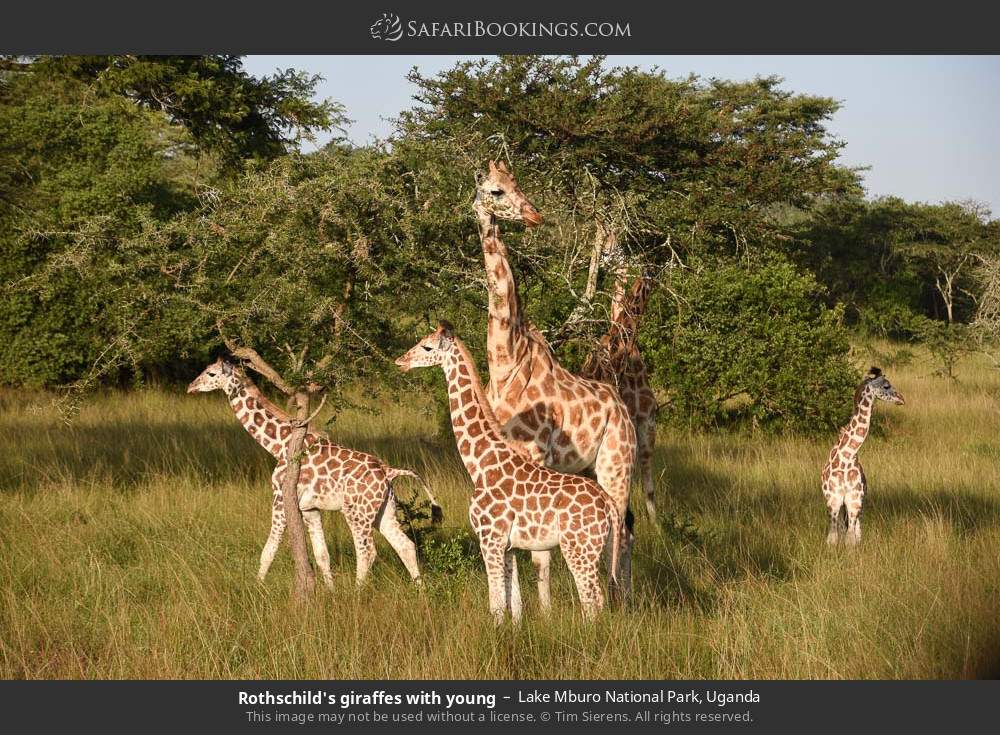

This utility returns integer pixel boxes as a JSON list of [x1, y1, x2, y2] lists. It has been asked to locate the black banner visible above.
[[2, 0, 1000, 54], [2, 680, 997, 733]]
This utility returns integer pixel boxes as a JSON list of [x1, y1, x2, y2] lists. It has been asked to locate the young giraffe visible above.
[[822, 367, 904, 546], [473, 160, 637, 608], [395, 323, 620, 622], [187, 358, 442, 587], [580, 253, 659, 519]]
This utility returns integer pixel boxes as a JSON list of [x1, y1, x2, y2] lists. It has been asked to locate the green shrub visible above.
[[643, 255, 858, 433]]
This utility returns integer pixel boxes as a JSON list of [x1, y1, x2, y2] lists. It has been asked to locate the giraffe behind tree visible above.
[[581, 247, 659, 519], [187, 358, 441, 587], [396, 322, 620, 623], [822, 367, 904, 545]]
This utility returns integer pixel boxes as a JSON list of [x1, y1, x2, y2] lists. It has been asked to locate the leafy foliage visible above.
[[643, 255, 858, 432], [0, 56, 341, 388], [4, 54, 998, 433], [34, 55, 340, 164]]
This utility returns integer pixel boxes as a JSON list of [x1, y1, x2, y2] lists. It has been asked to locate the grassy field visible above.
[[1, 347, 999, 679]]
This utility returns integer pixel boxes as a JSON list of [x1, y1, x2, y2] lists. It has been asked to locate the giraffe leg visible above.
[[825, 494, 845, 546], [594, 437, 635, 603], [345, 511, 378, 586], [845, 491, 864, 546], [376, 490, 422, 583], [530, 550, 552, 614], [504, 551, 522, 624], [637, 416, 657, 520], [561, 540, 605, 621], [480, 539, 508, 625], [300, 509, 333, 590], [257, 486, 286, 582]]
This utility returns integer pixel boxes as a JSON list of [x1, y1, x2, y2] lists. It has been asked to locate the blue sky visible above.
[[245, 56, 1000, 214]]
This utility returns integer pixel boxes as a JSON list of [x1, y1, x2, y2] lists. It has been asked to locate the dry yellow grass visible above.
[[1, 346, 998, 679]]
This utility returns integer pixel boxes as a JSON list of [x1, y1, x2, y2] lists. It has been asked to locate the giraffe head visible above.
[[859, 366, 905, 405], [187, 358, 242, 395], [473, 160, 543, 227], [394, 322, 457, 372]]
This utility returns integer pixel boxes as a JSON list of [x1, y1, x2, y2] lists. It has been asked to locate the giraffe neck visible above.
[[609, 267, 651, 347], [225, 376, 292, 459], [478, 216, 530, 386], [587, 266, 651, 379], [442, 337, 517, 484], [839, 392, 874, 461]]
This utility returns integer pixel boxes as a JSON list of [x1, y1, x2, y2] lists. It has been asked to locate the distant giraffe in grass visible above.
[[822, 367, 904, 546], [396, 322, 620, 622], [187, 358, 441, 587], [581, 248, 659, 520]]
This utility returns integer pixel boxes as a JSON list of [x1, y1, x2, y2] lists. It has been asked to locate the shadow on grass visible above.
[[0, 417, 272, 493], [868, 485, 1000, 535]]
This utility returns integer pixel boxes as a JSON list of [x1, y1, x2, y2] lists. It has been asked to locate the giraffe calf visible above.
[[822, 367, 904, 546], [188, 359, 442, 588], [396, 323, 621, 622]]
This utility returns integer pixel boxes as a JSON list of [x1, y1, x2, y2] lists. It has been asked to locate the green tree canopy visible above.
[[0, 56, 344, 387]]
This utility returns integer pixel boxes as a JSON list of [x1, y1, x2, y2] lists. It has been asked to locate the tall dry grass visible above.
[[1, 347, 998, 679]]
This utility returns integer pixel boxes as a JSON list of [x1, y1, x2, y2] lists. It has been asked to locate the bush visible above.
[[916, 320, 974, 379], [643, 255, 858, 433]]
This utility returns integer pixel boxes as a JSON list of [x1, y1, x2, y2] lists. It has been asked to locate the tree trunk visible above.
[[281, 391, 316, 602]]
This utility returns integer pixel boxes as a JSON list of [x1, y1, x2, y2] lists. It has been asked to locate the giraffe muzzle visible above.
[[394, 356, 411, 373], [521, 204, 543, 227], [186, 379, 202, 393]]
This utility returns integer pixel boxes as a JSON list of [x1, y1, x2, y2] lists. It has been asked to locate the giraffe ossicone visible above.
[[187, 357, 441, 588], [396, 322, 620, 623], [821, 366, 905, 546]]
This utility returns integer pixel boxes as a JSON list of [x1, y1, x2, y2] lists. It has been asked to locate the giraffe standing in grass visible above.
[[396, 323, 620, 622], [472, 160, 636, 607], [581, 253, 659, 519], [187, 358, 441, 587], [822, 367, 904, 545]]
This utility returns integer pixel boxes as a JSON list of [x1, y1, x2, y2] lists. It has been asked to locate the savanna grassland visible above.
[[1, 347, 998, 680]]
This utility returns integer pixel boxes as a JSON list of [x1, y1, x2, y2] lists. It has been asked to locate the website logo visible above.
[[370, 13, 404, 42]]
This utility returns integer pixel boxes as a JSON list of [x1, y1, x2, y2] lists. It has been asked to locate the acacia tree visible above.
[[901, 200, 997, 324], [0, 55, 341, 388], [390, 55, 860, 356]]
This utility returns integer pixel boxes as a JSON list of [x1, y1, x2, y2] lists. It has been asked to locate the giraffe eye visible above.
[[491, 190, 503, 197], [422, 345, 433, 352]]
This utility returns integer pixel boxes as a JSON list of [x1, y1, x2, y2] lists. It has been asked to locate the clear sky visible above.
[[245, 55, 1000, 214]]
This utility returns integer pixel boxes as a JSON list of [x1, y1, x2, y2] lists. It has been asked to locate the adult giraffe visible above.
[[473, 160, 636, 607], [580, 251, 659, 520]]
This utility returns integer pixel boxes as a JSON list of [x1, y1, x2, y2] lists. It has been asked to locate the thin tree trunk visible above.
[[281, 391, 316, 602]]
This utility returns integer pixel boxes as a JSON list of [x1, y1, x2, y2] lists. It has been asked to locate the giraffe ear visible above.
[[497, 160, 510, 174], [438, 319, 455, 338], [221, 361, 233, 376], [488, 160, 498, 174]]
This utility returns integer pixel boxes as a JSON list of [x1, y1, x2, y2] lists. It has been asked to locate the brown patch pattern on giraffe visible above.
[[472, 161, 637, 608], [396, 324, 620, 623]]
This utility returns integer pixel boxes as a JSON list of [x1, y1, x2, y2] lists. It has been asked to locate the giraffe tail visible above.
[[385, 467, 443, 524]]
